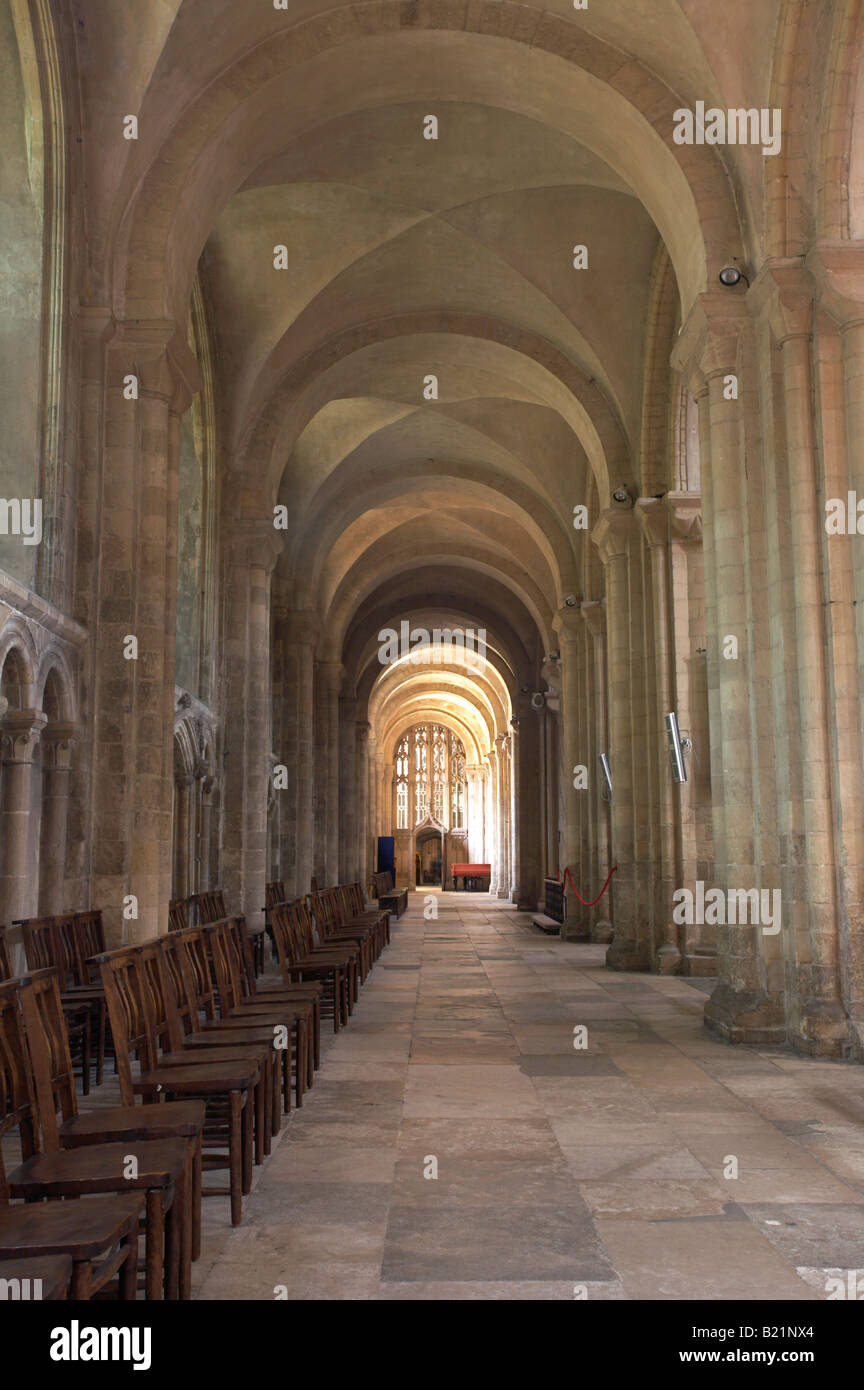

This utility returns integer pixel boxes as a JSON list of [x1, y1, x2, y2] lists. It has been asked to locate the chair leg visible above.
[[145, 1190, 165, 1301], [71, 1259, 92, 1300], [192, 1138, 202, 1261], [120, 1227, 139, 1300], [229, 1091, 243, 1226], [96, 1000, 106, 1087], [254, 1075, 265, 1165], [242, 1092, 254, 1193], [81, 1013, 91, 1096]]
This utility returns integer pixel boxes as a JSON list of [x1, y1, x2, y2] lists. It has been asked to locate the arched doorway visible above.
[[415, 817, 445, 887]]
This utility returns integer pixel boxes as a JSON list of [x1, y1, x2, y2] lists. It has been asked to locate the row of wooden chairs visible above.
[[1, 882, 395, 1298], [1, 911, 108, 1093], [170, 891, 267, 975], [1, 969, 200, 1300]]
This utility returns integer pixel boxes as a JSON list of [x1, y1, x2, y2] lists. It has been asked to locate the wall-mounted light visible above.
[[718, 264, 749, 288], [612, 488, 631, 505], [599, 753, 612, 802], [564, 594, 578, 608], [665, 711, 692, 784]]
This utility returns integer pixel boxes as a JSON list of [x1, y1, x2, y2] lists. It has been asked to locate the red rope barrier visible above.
[[557, 863, 617, 907]]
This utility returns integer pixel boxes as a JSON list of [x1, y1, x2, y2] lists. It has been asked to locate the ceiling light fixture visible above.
[[719, 265, 743, 287]]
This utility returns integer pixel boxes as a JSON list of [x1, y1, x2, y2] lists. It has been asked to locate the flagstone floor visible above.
[[194, 893, 864, 1300]]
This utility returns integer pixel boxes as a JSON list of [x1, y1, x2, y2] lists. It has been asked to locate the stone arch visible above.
[[111, 4, 743, 327]]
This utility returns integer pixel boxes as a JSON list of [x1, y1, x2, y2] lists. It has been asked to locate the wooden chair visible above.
[[331, 884, 389, 955], [18, 913, 105, 1092], [309, 891, 375, 980], [189, 890, 226, 925], [10, 976, 191, 1300], [95, 947, 259, 1226], [24, 969, 205, 1264], [294, 895, 362, 1002], [0, 1253, 72, 1300], [271, 901, 355, 1029], [0, 979, 143, 1300], [200, 920, 314, 1108], [371, 871, 408, 919], [168, 900, 188, 932], [138, 936, 281, 1153], [235, 915, 322, 1074]]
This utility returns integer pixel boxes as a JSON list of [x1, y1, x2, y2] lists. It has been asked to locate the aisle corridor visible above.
[[195, 896, 864, 1301]]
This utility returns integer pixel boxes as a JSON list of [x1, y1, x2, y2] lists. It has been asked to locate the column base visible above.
[[681, 947, 717, 977], [788, 1000, 853, 1058], [605, 939, 651, 972], [654, 942, 682, 975], [592, 918, 613, 944], [703, 980, 786, 1045]]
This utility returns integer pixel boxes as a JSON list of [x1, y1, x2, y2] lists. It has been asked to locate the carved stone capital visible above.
[[592, 509, 638, 566], [806, 241, 864, 331], [580, 599, 606, 639], [664, 492, 703, 541], [1, 709, 48, 763], [227, 519, 284, 574], [671, 292, 748, 381], [747, 260, 813, 342], [635, 497, 669, 549], [41, 721, 79, 770]]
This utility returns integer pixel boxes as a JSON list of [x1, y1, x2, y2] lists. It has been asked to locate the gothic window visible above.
[[395, 733, 409, 830], [394, 723, 467, 831]]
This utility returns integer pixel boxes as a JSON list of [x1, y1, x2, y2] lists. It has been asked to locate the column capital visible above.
[[635, 497, 669, 549], [552, 605, 583, 640], [355, 720, 371, 742], [107, 319, 203, 411], [592, 508, 638, 566], [664, 492, 703, 541], [318, 660, 344, 695], [227, 519, 284, 573], [1, 709, 48, 762], [41, 721, 80, 769], [671, 291, 748, 381], [746, 259, 813, 342], [805, 241, 864, 331], [580, 598, 606, 638]]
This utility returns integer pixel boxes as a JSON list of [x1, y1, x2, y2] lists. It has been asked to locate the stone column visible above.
[[486, 748, 499, 894], [356, 720, 370, 886], [88, 322, 200, 945], [581, 601, 612, 943], [38, 723, 76, 914], [636, 498, 680, 973], [172, 773, 192, 898], [339, 696, 357, 882], [554, 608, 585, 928], [280, 610, 318, 896], [221, 520, 282, 931], [466, 764, 484, 862], [495, 734, 509, 898], [1, 710, 47, 923], [592, 510, 648, 969], [366, 734, 379, 870], [315, 662, 342, 886], [508, 718, 520, 902], [199, 771, 216, 891]]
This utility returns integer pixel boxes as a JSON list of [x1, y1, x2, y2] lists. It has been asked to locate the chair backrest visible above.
[[17, 968, 79, 1128], [0, 926, 11, 982], [20, 916, 61, 975], [191, 890, 226, 925], [73, 910, 105, 979], [0, 978, 39, 1199], [176, 927, 219, 1020], [200, 919, 246, 1016], [136, 940, 186, 1054], [94, 947, 158, 1106], [159, 932, 198, 1037], [168, 899, 188, 932], [265, 881, 285, 911]]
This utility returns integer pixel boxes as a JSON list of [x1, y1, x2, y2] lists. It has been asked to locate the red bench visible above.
[[450, 863, 491, 891]]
